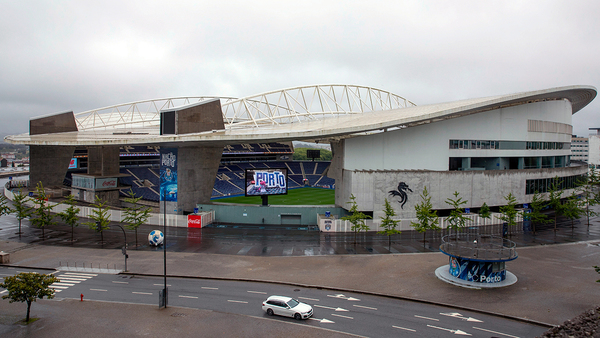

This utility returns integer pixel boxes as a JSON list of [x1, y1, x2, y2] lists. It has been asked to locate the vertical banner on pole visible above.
[[160, 148, 178, 203]]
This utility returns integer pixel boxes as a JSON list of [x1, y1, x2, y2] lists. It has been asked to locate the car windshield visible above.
[[286, 299, 299, 308]]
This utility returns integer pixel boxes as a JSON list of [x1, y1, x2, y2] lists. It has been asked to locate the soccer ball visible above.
[[148, 230, 164, 246]]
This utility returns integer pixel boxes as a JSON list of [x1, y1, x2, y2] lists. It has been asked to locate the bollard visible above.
[[80, 294, 84, 301]]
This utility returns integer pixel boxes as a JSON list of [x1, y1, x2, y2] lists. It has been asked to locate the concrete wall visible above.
[[340, 164, 588, 219], [87, 146, 120, 176], [29, 111, 78, 136], [195, 203, 346, 226]]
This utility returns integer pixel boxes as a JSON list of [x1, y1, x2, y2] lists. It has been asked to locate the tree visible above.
[[563, 191, 584, 229], [58, 195, 80, 243], [0, 272, 59, 322], [581, 168, 600, 227], [410, 186, 440, 246], [0, 193, 11, 217], [548, 177, 565, 232], [445, 191, 469, 238], [12, 189, 32, 238], [122, 189, 151, 248], [499, 192, 518, 237], [378, 198, 400, 250], [478, 202, 491, 225], [528, 190, 550, 235], [83, 196, 111, 244], [341, 194, 371, 244], [29, 182, 57, 239]]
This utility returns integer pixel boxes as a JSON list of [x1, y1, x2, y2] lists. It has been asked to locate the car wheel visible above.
[[294, 313, 301, 320], [267, 309, 274, 316]]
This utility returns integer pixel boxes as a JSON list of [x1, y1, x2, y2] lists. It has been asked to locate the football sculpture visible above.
[[148, 230, 164, 246]]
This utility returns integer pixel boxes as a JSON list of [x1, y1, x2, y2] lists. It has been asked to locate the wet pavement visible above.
[[3, 212, 600, 257]]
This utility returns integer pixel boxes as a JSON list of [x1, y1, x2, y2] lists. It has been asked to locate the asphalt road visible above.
[[0, 266, 547, 337]]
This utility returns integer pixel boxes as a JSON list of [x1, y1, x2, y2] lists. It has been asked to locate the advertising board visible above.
[[245, 168, 288, 196]]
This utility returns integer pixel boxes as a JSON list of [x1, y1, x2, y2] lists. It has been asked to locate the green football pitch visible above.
[[213, 187, 335, 205]]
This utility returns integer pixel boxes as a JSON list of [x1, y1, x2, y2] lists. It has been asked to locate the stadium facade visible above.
[[5, 84, 596, 222]]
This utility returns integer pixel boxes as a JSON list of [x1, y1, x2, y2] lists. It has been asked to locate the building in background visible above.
[[571, 135, 589, 162]]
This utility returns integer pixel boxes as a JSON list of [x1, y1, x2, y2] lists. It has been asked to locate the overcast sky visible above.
[[1, 1, 599, 138]]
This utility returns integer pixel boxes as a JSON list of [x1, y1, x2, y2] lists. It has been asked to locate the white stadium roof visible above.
[[5, 84, 596, 146]]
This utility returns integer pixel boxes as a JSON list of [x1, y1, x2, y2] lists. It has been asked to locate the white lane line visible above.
[[202, 287, 218, 290], [57, 277, 87, 281], [393, 325, 416, 332], [472, 327, 520, 338], [90, 289, 107, 292], [298, 296, 319, 302], [414, 315, 439, 321], [314, 305, 349, 312], [50, 285, 69, 289], [53, 290, 62, 293], [179, 295, 198, 299], [64, 272, 97, 277], [52, 282, 75, 286], [353, 304, 377, 311], [247, 291, 267, 294], [112, 281, 128, 284], [57, 280, 82, 283], [132, 292, 152, 295], [428, 324, 471, 336], [227, 300, 248, 304], [153, 284, 171, 286], [61, 274, 93, 278], [331, 314, 354, 320], [0, 290, 8, 294]]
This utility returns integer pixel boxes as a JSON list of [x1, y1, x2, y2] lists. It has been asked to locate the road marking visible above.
[[132, 292, 152, 295], [202, 287, 218, 290], [53, 290, 62, 293], [179, 295, 198, 299], [327, 294, 360, 301], [353, 304, 377, 311], [247, 291, 267, 294], [308, 318, 335, 324], [112, 281, 128, 284], [153, 284, 171, 286], [64, 272, 97, 277], [50, 285, 69, 289], [428, 324, 471, 336], [393, 325, 416, 332], [227, 300, 248, 304], [415, 315, 439, 321], [440, 312, 483, 322], [53, 282, 75, 286], [331, 314, 353, 319], [57, 279, 82, 283], [314, 305, 349, 312], [298, 296, 319, 302], [0, 290, 7, 294], [90, 289, 107, 292], [472, 327, 520, 338], [57, 276, 86, 281]]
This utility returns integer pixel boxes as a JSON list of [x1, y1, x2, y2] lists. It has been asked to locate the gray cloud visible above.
[[1, 0, 598, 136]]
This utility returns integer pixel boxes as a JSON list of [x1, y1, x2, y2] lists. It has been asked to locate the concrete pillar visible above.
[[176, 145, 223, 213], [328, 139, 345, 208], [87, 146, 120, 176], [29, 111, 78, 188]]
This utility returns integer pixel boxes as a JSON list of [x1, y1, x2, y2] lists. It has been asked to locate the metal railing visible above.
[[439, 234, 517, 261]]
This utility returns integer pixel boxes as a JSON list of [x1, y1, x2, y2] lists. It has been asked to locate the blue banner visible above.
[[160, 148, 178, 202], [448, 256, 506, 283]]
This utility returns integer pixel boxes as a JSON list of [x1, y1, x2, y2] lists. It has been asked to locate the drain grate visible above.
[[171, 313, 186, 317]]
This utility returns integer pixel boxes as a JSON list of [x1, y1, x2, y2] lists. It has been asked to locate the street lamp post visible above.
[[162, 189, 168, 308], [111, 223, 128, 272]]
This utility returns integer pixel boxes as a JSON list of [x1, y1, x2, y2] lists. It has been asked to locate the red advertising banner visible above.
[[187, 214, 203, 228]]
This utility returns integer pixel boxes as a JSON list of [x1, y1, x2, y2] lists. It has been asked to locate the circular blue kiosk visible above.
[[435, 234, 518, 289]]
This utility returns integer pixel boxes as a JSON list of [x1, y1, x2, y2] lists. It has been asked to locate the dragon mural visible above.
[[388, 182, 412, 209]]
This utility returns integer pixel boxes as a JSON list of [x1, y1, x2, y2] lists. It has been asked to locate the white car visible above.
[[262, 295, 313, 320]]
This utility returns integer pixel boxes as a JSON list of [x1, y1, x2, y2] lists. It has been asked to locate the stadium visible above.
[[4, 84, 597, 229]]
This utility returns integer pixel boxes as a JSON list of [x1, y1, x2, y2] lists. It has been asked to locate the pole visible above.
[[112, 224, 128, 272], [163, 189, 167, 308]]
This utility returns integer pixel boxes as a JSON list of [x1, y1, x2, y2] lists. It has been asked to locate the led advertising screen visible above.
[[245, 168, 288, 196]]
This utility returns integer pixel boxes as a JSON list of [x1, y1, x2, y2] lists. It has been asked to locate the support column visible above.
[[328, 139, 345, 208], [176, 145, 223, 213], [85, 145, 121, 204]]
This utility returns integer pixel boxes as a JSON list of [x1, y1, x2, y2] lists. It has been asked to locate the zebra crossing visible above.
[[51, 272, 97, 293]]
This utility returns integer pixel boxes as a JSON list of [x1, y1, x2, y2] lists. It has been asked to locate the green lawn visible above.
[[213, 187, 335, 205]]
